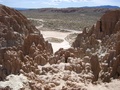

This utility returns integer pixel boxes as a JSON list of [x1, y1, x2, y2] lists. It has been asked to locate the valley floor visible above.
[[40, 29, 81, 52]]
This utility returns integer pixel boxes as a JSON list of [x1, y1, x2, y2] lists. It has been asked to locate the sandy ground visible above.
[[28, 18, 81, 53], [29, 17, 81, 53], [41, 30, 71, 52], [40, 30, 81, 53]]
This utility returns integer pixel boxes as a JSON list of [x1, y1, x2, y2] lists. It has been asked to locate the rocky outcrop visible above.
[[23, 34, 53, 55], [94, 10, 120, 39], [0, 4, 39, 48], [72, 10, 120, 82], [0, 4, 53, 81], [73, 10, 120, 47], [0, 4, 120, 90]]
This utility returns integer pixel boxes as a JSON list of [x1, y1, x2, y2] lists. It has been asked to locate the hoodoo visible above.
[[0, 4, 53, 81], [72, 10, 120, 82], [0, 4, 120, 90]]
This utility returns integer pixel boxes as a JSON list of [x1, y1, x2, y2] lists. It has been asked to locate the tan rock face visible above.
[[71, 10, 120, 82], [0, 5, 53, 81], [23, 34, 53, 55], [73, 10, 120, 48], [95, 10, 120, 39], [0, 5, 39, 48]]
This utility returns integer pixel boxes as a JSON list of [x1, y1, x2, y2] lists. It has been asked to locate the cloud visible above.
[[42, 1, 59, 6], [52, 0, 92, 2], [51, 0, 93, 5], [91, 0, 116, 6], [45, 0, 92, 6]]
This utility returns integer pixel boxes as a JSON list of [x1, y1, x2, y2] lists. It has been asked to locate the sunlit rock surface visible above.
[[0, 4, 120, 90], [0, 4, 53, 82]]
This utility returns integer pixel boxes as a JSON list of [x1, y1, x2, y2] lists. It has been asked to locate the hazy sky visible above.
[[0, 0, 120, 8]]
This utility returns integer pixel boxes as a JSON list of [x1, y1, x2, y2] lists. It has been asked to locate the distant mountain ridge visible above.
[[12, 8, 29, 10], [14, 5, 119, 10], [83, 5, 120, 9]]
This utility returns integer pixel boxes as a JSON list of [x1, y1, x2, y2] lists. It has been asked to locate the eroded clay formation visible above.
[[0, 4, 120, 90]]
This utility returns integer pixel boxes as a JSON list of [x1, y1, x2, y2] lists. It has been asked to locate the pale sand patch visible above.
[[41, 30, 71, 52], [40, 30, 82, 52], [41, 30, 71, 39], [51, 41, 70, 52]]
